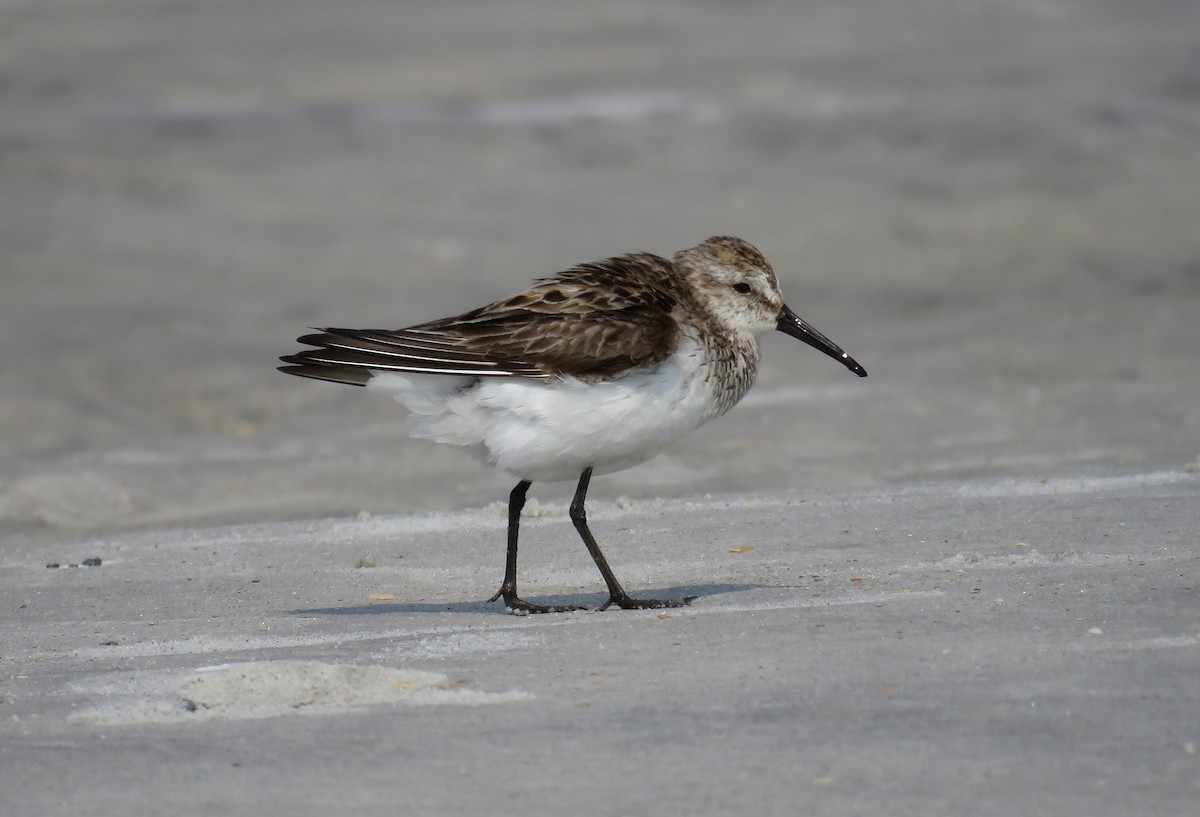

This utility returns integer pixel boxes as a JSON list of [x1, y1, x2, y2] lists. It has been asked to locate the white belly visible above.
[[365, 335, 754, 482]]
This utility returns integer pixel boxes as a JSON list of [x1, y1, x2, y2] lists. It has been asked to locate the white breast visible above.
[[366, 333, 757, 482]]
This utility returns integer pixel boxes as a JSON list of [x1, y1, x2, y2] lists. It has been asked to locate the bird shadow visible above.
[[290, 582, 752, 616]]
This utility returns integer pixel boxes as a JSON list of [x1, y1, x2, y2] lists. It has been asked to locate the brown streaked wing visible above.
[[405, 253, 683, 379], [281, 324, 548, 381], [280, 252, 684, 383]]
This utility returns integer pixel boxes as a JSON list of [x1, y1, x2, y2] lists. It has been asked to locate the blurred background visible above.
[[2, 0, 1198, 539]]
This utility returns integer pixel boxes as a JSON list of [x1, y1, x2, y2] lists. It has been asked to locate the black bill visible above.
[[776, 304, 867, 377]]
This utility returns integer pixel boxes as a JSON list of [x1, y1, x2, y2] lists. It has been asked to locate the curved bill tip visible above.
[[776, 304, 867, 377]]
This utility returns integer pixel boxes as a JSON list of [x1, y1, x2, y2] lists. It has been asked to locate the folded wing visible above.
[[279, 253, 683, 386]]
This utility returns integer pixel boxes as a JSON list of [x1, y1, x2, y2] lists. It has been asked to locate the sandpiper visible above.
[[281, 236, 866, 613]]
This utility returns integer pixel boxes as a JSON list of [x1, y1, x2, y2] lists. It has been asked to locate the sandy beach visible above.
[[2, 1, 1198, 814]]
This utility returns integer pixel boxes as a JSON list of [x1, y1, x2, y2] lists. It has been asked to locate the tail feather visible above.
[[277, 362, 372, 387], [279, 327, 550, 383]]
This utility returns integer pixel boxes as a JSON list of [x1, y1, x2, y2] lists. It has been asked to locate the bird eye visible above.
[[732, 283, 752, 294]]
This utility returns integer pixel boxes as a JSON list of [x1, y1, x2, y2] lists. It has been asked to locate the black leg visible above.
[[488, 480, 585, 615], [569, 467, 696, 611]]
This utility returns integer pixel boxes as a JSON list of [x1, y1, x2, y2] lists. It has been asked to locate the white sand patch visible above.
[[390, 630, 543, 660], [949, 471, 1196, 499], [934, 548, 1136, 569], [69, 660, 531, 725]]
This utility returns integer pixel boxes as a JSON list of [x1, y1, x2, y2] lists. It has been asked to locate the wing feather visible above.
[[279, 252, 683, 386]]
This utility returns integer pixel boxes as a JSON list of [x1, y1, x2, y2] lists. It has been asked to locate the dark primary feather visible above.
[[279, 252, 685, 386]]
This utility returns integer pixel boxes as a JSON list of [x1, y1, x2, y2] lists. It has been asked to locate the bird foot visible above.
[[599, 594, 697, 612], [488, 587, 586, 615]]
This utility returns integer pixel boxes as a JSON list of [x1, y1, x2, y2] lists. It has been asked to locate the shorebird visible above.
[[281, 236, 866, 613]]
